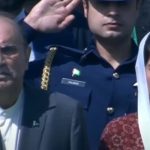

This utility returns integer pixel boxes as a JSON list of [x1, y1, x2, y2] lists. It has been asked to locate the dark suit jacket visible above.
[[17, 83, 89, 150]]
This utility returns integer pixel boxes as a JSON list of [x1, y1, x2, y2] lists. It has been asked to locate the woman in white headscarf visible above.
[[99, 32, 150, 150]]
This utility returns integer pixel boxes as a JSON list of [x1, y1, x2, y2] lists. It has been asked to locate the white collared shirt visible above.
[[0, 90, 24, 150]]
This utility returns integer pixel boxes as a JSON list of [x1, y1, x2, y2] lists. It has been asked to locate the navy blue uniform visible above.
[[21, 13, 137, 150], [25, 41, 137, 150], [36, 40, 137, 150]]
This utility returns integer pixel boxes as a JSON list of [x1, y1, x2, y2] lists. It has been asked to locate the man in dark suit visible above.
[[0, 13, 89, 150]]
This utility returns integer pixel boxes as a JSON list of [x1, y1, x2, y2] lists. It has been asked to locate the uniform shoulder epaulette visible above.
[[46, 45, 84, 58], [41, 47, 57, 91], [41, 45, 84, 91]]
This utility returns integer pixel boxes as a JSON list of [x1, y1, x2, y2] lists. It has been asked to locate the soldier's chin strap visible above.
[[136, 32, 150, 150]]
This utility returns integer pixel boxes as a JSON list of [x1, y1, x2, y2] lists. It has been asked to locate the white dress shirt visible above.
[[0, 90, 24, 150]]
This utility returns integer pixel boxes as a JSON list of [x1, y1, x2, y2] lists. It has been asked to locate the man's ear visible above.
[[82, 0, 88, 18]]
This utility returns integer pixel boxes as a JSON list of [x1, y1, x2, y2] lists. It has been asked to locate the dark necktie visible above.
[[0, 131, 4, 150]]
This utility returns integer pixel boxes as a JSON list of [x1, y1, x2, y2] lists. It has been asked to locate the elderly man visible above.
[[0, 13, 89, 150]]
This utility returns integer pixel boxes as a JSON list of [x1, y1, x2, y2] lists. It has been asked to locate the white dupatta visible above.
[[136, 32, 150, 150]]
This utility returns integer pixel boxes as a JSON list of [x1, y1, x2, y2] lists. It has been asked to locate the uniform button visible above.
[[113, 72, 119, 79], [107, 107, 114, 114]]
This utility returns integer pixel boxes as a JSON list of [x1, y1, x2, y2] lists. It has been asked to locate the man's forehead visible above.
[[0, 20, 21, 45], [0, 17, 17, 31], [0, 20, 16, 35]]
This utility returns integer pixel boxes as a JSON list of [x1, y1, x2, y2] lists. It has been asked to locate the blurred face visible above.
[[146, 57, 150, 92], [83, 0, 141, 41], [0, 19, 29, 91]]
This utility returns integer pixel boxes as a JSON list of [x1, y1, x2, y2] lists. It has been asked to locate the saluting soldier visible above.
[[21, 0, 143, 149]]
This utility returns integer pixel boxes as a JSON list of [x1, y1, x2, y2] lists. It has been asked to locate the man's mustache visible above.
[[0, 68, 13, 77]]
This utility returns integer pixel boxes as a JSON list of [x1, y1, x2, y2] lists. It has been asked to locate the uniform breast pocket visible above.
[[57, 78, 92, 111]]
